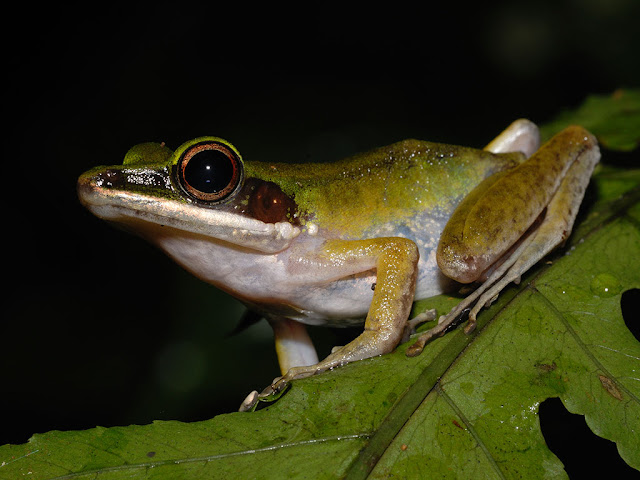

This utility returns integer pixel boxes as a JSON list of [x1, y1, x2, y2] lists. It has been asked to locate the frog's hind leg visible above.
[[485, 118, 541, 158], [464, 136, 601, 323], [407, 125, 600, 356]]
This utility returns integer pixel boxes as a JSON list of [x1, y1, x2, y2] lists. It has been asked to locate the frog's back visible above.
[[246, 139, 522, 238]]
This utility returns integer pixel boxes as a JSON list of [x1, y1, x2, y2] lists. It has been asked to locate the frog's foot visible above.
[[268, 325, 410, 393], [239, 332, 395, 412], [239, 374, 293, 412]]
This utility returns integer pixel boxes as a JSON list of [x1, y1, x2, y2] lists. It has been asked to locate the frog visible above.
[[77, 119, 600, 411]]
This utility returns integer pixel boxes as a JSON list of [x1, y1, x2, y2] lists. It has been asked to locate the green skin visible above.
[[243, 140, 523, 237], [77, 121, 600, 408]]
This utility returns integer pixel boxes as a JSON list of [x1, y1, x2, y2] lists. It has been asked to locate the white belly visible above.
[[152, 214, 455, 327]]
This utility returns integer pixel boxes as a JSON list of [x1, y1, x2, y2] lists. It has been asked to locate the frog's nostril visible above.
[[78, 167, 125, 189], [94, 168, 125, 188], [77, 168, 127, 207]]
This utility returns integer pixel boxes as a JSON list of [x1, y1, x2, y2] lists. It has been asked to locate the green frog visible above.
[[77, 119, 599, 410]]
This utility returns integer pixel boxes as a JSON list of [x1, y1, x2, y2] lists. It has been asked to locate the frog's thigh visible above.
[[269, 318, 319, 375], [438, 125, 598, 284], [468, 135, 601, 317], [279, 237, 419, 383], [484, 118, 541, 158]]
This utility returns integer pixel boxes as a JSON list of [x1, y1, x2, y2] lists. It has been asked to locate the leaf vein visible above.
[[47, 434, 371, 480], [436, 383, 507, 480], [533, 287, 640, 406]]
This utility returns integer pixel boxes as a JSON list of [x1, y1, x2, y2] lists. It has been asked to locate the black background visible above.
[[4, 1, 639, 476]]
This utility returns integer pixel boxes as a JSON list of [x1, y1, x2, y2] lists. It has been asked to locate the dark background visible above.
[[4, 0, 639, 476]]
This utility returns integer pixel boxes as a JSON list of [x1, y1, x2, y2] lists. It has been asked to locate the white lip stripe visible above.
[[80, 184, 301, 253]]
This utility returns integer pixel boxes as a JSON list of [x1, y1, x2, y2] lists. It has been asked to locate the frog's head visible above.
[[77, 137, 302, 253]]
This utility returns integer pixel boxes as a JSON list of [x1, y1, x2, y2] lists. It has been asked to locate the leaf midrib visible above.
[[343, 285, 523, 479]]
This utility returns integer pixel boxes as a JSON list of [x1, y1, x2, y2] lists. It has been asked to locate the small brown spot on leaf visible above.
[[535, 361, 557, 372], [599, 375, 623, 400], [146, 451, 156, 458], [401, 444, 408, 451], [452, 419, 464, 430]]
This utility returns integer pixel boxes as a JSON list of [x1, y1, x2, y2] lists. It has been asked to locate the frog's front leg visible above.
[[408, 125, 600, 355], [257, 237, 418, 402]]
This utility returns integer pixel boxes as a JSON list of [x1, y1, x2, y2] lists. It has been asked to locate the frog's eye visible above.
[[176, 141, 243, 203]]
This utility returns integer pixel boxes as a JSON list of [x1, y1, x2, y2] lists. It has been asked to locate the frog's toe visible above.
[[238, 376, 294, 412], [405, 322, 445, 357], [266, 377, 286, 395], [407, 308, 437, 332], [405, 307, 473, 356], [238, 390, 259, 412], [406, 339, 426, 357], [463, 317, 478, 334]]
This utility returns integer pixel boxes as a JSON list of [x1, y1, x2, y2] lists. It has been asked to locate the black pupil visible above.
[[184, 149, 234, 194]]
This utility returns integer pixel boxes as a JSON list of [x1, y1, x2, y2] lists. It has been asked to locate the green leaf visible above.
[[539, 89, 640, 151], [3, 93, 640, 479]]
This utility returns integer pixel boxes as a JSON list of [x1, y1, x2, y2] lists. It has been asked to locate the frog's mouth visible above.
[[77, 167, 301, 254]]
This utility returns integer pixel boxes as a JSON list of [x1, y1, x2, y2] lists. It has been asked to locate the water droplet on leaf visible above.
[[590, 273, 621, 297]]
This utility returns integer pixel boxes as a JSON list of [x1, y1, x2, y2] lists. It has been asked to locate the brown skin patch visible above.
[[247, 179, 299, 224]]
